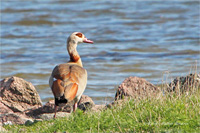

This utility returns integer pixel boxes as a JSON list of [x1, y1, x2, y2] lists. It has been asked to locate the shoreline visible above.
[[0, 73, 199, 126]]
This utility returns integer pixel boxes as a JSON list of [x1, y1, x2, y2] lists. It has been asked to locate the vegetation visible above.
[[4, 70, 200, 132], [4, 89, 200, 132]]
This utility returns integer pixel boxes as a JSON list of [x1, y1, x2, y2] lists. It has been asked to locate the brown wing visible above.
[[49, 63, 86, 102]]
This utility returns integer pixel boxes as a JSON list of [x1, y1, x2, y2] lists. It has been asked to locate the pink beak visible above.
[[83, 38, 93, 44]]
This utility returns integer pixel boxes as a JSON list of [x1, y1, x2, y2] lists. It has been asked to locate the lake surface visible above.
[[1, 1, 199, 104]]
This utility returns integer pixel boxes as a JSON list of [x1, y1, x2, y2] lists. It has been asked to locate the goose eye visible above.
[[75, 32, 83, 38]]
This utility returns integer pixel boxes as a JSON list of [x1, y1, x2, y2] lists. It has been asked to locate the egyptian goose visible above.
[[49, 32, 93, 118]]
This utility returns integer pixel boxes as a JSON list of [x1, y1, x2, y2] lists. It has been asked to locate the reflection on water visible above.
[[1, 1, 199, 104]]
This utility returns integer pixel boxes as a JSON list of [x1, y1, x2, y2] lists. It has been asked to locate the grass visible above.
[[3, 67, 200, 132], [4, 89, 200, 132]]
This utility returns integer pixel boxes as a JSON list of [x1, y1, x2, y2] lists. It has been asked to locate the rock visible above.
[[91, 105, 106, 112], [37, 112, 71, 120], [39, 100, 56, 113], [78, 95, 95, 111], [0, 76, 42, 112], [27, 95, 94, 118], [0, 100, 14, 114], [115, 76, 160, 100], [167, 73, 200, 93], [26, 100, 72, 118], [26, 100, 55, 117], [35, 94, 96, 120], [0, 76, 41, 125], [0, 113, 33, 125]]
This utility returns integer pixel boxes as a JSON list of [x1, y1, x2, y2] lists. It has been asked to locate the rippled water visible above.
[[1, 1, 200, 104]]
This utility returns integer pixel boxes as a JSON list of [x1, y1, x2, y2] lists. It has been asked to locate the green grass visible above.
[[4, 90, 200, 132]]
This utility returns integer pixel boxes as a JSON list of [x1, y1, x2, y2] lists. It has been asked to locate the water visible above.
[[1, 1, 199, 104]]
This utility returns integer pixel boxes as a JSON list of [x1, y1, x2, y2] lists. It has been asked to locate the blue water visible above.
[[1, 1, 199, 104]]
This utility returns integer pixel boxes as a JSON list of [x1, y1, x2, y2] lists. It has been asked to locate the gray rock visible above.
[[115, 76, 160, 100], [0, 113, 33, 125], [27, 95, 95, 118], [0, 100, 14, 114], [167, 73, 200, 93], [38, 112, 71, 120], [78, 95, 95, 111], [26, 99, 72, 118], [91, 105, 106, 112], [0, 76, 42, 112]]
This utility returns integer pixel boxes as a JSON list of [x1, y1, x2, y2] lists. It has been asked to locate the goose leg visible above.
[[73, 102, 78, 112], [54, 104, 58, 118]]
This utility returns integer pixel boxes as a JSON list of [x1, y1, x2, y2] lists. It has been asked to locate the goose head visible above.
[[68, 32, 93, 44]]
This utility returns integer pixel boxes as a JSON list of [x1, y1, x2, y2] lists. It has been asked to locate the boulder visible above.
[[115, 76, 160, 100], [0, 76, 42, 112], [40, 100, 56, 113], [37, 112, 71, 120], [26, 95, 95, 118], [0, 100, 14, 114], [91, 105, 106, 112], [0, 113, 34, 125], [34, 95, 101, 119], [78, 95, 95, 111], [26, 100, 72, 118], [167, 73, 200, 93]]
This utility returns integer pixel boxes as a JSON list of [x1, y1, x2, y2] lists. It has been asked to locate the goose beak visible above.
[[83, 38, 93, 44]]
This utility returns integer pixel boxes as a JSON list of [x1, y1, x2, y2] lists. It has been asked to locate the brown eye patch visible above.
[[75, 32, 83, 38]]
